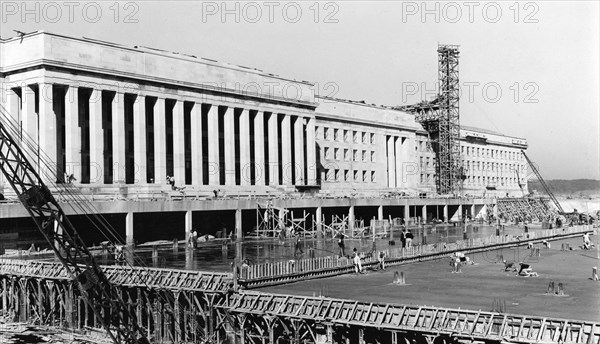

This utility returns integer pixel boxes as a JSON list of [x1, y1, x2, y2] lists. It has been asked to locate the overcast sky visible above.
[[1, 1, 598, 180]]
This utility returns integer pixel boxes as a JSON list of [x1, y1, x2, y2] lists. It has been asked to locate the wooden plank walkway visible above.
[[218, 291, 600, 344], [0, 258, 233, 292]]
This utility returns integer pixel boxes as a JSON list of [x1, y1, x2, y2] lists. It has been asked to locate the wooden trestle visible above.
[[217, 291, 600, 344], [1, 224, 598, 344], [1, 257, 599, 343]]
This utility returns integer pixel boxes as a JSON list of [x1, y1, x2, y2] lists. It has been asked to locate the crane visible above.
[[521, 150, 565, 216], [0, 108, 149, 344]]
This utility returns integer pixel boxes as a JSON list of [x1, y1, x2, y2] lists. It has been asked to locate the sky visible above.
[[1, 0, 598, 180]]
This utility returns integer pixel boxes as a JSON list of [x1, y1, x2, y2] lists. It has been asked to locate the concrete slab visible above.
[[260, 235, 600, 322]]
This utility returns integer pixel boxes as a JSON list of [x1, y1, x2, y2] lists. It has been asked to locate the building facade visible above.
[[0, 31, 528, 198]]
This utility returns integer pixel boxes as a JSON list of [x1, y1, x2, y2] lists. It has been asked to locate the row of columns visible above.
[[121, 203, 489, 244], [387, 136, 411, 188], [4, 83, 317, 186]]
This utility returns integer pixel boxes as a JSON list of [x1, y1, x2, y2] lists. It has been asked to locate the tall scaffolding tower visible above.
[[398, 44, 462, 195]]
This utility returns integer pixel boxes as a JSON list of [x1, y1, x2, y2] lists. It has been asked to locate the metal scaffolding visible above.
[[398, 44, 462, 195]]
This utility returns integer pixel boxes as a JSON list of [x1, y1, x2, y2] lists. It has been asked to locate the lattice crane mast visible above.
[[521, 150, 565, 215], [396, 44, 462, 195], [0, 109, 148, 344]]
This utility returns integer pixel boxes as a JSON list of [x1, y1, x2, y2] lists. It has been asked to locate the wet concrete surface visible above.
[[85, 222, 529, 272], [260, 235, 600, 322]]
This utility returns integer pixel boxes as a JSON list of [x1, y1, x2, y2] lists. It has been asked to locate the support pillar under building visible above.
[[378, 205, 384, 221], [185, 210, 192, 237], [349, 206, 355, 232], [235, 209, 242, 240], [422, 205, 427, 223], [316, 206, 323, 237], [126, 212, 134, 246], [443, 205, 449, 223]]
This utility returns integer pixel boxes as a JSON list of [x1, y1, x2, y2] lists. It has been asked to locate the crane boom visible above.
[[0, 109, 148, 344], [521, 150, 565, 215]]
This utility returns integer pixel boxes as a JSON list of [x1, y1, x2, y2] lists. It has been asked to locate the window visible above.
[[363, 170, 368, 182], [371, 171, 376, 182], [354, 170, 359, 181], [325, 127, 332, 141], [345, 170, 350, 182], [334, 148, 340, 160], [371, 151, 376, 162], [324, 147, 331, 160], [370, 133, 375, 144], [326, 169, 334, 181], [362, 132, 368, 144], [334, 128, 340, 142], [344, 130, 349, 142], [362, 150, 367, 162], [335, 169, 340, 182], [353, 149, 358, 162], [344, 149, 350, 161], [420, 174, 424, 184]]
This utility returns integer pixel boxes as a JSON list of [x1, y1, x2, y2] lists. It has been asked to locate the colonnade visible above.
[[386, 135, 413, 188], [3, 82, 317, 187]]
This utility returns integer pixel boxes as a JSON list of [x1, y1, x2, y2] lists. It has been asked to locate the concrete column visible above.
[[316, 206, 323, 235], [422, 205, 427, 223], [306, 117, 317, 185], [253, 111, 265, 185], [404, 205, 410, 222], [21, 85, 38, 168], [443, 205, 449, 222], [154, 98, 166, 183], [173, 100, 185, 185], [235, 209, 242, 240], [190, 103, 203, 186], [281, 114, 292, 186], [267, 112, 279, 185], [38, 83, 57, 182], [4, 86, 20, 124], [378, 205, 384, 221], [223, 107, 235, 185], [294, 116, 305, 185], [112, 92, 126, 184], [184, 210, 192, 236], [239, 109, 251, 186], [133, 94, 147, 184], [126, 212, 134, 246], [207, 104, 220, 185], [89, 89, 103, 184], [395, 137, 403, 188], [387, 136, 396, 188], [458, 204, 463, 221], [64, 86, 81, 183], [348, 206, 355, 232], [471, 204, 476, 219]]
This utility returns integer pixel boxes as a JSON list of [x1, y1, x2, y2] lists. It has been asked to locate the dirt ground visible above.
[[260, 235, 600, 322]]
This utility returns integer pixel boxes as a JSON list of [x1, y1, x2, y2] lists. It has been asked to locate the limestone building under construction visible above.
[[0, 31, 529, 246]]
